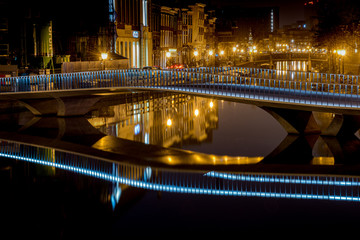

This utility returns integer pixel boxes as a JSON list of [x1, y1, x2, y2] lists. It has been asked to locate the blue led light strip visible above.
[[205, 171, 360, 187], [2, 151, 360, 202]]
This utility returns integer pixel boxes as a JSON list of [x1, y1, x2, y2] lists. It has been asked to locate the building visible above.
[[151, 2, 215, 68], [269, 22, 314, 53], [0, 0, 9, 65], [115, 0, 153, 68]]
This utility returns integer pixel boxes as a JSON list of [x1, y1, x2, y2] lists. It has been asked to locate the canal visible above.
[[1, 91, 360, 238]]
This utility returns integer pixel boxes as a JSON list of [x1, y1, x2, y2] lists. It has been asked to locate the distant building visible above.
[[269, 22, 313, 53], [150, 2, 215, 68], [0, 0, 9, 65], [115, 0, 153, 68], [304, 0, 320, 31]]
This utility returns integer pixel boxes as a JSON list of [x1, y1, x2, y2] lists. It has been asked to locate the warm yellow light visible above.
[[233, 47, 237, 52], [209, 101, 214, 108], [194, 109, 199, 117], [338, 49, 346, 56], [166, 52, 171, 58], [253, 46, 257, 50], [241, 49, 244, 53], [194, 51, 199, 56], [166, 118, 172, 126], [101, 53, 108, 60], [209, 50, 214, 56], [220, 50, 224, 55]]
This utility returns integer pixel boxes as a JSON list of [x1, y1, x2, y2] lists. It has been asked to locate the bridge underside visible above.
[[1, 88, 360, 137]]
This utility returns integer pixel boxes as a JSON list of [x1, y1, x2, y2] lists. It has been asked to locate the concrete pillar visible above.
[[262, 107, 321, 135], [18, 95, 101, 117]]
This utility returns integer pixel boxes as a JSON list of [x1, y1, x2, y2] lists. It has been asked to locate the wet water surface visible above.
[[1, 91, 360, 238]]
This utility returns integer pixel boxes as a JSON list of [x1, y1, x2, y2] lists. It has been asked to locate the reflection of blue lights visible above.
[[1, 147, 360, 203], [144, 133, 149, 144], [134, 124, 140, 135], [205, 171, 360, 187]]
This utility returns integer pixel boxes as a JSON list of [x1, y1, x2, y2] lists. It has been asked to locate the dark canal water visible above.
[[1, 91, 360, 238]]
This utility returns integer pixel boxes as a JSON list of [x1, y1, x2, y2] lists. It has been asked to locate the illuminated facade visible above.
[[115, 0, 153, 68], [151, 2, 216, 68]]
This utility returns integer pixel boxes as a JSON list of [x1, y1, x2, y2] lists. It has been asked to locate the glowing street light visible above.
[[209, 101, 214, 108], [194, 51, 199, 57], [166, 52, 171, 58], [220, 50, 224, 56], [209, 50, 214, 56], [166, 118, 172, 126], [101, 52, 108, 60], [337, 49, 346, 56]]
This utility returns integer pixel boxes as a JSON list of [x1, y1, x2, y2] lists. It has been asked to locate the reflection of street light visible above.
[[209, 101, 214, 108], [194, 109, 199, 117]]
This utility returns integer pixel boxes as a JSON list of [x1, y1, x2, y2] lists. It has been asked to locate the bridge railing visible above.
[[0, 68, 360, 108], [179, 67, 360, 86]]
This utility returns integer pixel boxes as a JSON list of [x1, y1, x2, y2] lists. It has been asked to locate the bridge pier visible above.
[[18, 95, 102, 117], [262, 107, 321, 135], [262, 107, 345, 136]]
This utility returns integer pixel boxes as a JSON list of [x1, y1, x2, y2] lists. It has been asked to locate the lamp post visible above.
[[101, 52, 108, 70], [208, 50, 214, 66], [193, 50, 199, 67], [337, 49, 346, 74], [166, 51, 171, 68]]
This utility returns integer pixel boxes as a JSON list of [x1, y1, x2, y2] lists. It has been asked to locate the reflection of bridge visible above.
[[0, 67, 359, 118], [1, 137, 360, 204]]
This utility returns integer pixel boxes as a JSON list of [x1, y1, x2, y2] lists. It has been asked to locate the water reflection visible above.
[[276, 61, 308, 72], [87, 92, 220, 149], [2, 140, 360, 209], [2, 92, 360, 234], [86, 92, 287, 157]]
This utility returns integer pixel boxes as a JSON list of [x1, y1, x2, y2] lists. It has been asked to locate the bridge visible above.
[[254, 52, 328, 63], [0, 67, 360, 137], [0, 67, 359, 112]]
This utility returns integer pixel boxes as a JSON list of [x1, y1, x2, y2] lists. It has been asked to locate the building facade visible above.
[[115, 0, 153, 68]]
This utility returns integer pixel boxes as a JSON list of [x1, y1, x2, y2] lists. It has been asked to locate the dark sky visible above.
[[206, 0, 306, 26]]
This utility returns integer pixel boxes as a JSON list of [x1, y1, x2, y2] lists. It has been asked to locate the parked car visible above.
[[143, 66, 162, 70]]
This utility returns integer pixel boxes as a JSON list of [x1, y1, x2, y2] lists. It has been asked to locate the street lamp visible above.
[[337, 49, 346, 74], [101, 52, 108, 70], [193, 51, 199, 67]]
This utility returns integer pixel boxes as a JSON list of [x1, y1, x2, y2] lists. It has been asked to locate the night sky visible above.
[[207, 0, 306, 26]]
